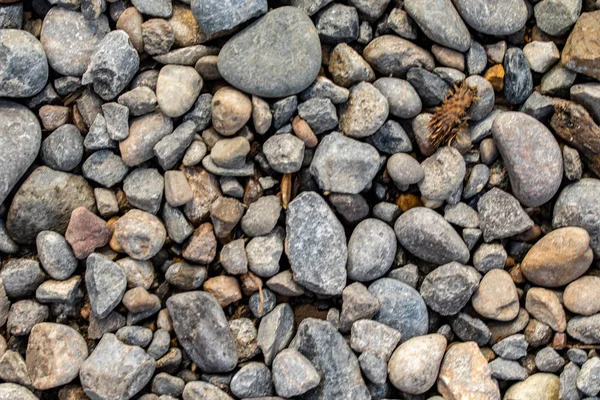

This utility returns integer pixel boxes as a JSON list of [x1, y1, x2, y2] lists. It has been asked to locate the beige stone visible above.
[[564, 275, 600, 316], [472, 269, 520, 321], [525, 287, 566, 332], [203, 276, 242, 308], [504, 373, 560, 400], [212, 87, 252, 136]]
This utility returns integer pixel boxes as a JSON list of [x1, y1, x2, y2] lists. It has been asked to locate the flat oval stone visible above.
[[218, 7, 321, 98], [492, 112, 562, 207], [521, 227, 593, 287], [347, 219, 397, 282], [40, 7, 110, 76], [453, 0, 528, 36], [363, 35, 435, 77], [368, 278, 428, 342], [0, 100, 41, 205], [564, 276, 600, 316], [394, 207, 470, 265], [286, 191, 347, 296], [0, 29, 48, 98]]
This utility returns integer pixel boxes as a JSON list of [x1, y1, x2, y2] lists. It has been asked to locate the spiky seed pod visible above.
[[428, 81, 478, 149]]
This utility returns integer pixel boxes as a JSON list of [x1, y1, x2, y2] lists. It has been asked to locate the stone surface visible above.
[[218, 7, 321, 98], [564, 276, 600, 316], [420, 262, 481, 316], [230, 362, 273, 398], [272, 349, 320, 398], [0, 30, 48, 98], [36, 231, 78, 280], [453, 0, 528, 35], [82, 151, 129, 188], [347, 219, 396, 282], [286, 191, 347, 296], [86, 253, 127, 318], [363, 35, 434, 77], [419, 146, 466, 204], [263, 134, 305, 173], [504, 48, 534, 105], [0, 100, 42, 206], [561, 10, 600, 80], [478, 188, 534, 242], [258, 303, 295, 366], [373, 78, 421, 119], [525, 287, 567, 332], [339, 82, 388, 138], [472, 269, 520, 321], [504, 373, 560, 400], [157, 65, 202, 118], [114, 210, 166, 261], [535, 0, 582, 36]]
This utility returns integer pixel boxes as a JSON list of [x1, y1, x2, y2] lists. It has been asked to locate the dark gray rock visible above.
[[162, 204, 194, 245], [444, 202, 480, 228], [394, 207, 470, 265], [298, 98, 339, 134], [404, 0, 470, 51], [80, 333, 155, 400], [0, 2, 22, 29], [218, 7, 322, 98], [519, 91, 555, 121], [249, 288, 276, 318], [0, 258, 44, 298], [273, 349, 320, 397], [407, 67, 450, 107], [359, 350, 387, 384], [258, 303, 295, 366], [88, 311, 126, 340], [132, 0, 172, 17], [166, 291, 238, 373], [86, 253, 127, 319], [492, 112, 562, 207], [6, 166, 95, 244], [165, 262, 207, 291], [272, 96, 298, 129], [40, 8, 110, 76], [123, 168, 164, 214], [571, 83, 600, 124], [118, 86, 158, 117], [154, 121, 196, 171], [451, 312, 492, 346], [347, 219, 396, 282], [478, 188, 534, 242], [453, 0, 529, 35], [492, 334, 528, 360], [286, 191, 347, 296], [82, 151, 130, 188], [103, 102, 129, 141], [41, 124, 83, 172], [184, 93, 213, 132], [315, 3, 359, 44], [82, 30, 139, 100], [191, 0, 267, 35], [567, 348, 588, 366], [553, 179, 600, 256], [0, 100, 41, 205], [290, 318, 370, 400], [300, 76, 349, 104], [489, 358, 529, 381], [373, 78, 422, 119], [152, 373, 185, 397], [467, 40, 487, 76], [367, 121, 412, 155], [148, 329, 170, 360], [230, 362, 273, 398], [310, 132, 380, 194], [0, 30, 48, 98], [540, 64, 577, 97], [84, 115, 117, 151], [420, 262, 481, 316], [247, 229, 284, 279], [504, 48, 534, 105], [368, 278, 428, 342], [473, 243, 507, 273]]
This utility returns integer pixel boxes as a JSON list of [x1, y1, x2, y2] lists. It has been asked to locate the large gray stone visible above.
[[218, 7, 321, 98], [6, 166, 95, 244], [453, 0, 529, 35], [40, 7, 110, 76], [394, 207, 470, 265], [0, 30, 48, 98], [191, 0, 267, 35], [290, 318, 370, 400], [166, 291, 238, 373], [286, 191, 347, 296], [0, 100, 41, 205]]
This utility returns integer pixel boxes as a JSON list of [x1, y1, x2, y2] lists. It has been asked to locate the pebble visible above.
[[563, 145, 583, 181], [0, 101, 42, 206], [218, 7, 321, 98], [229, 318, 260, 362], [290, 318, 369, 400], [568, 314, 600, 344], [368, 278, 428, 342], [489, 358, 529, 381], [123, 168, 164, 214], [567, 348, 588, 365], [113, 210, 167, 260], [504, 373, 560, 400], [154, 121, 196, 170], [152, 373, 185, 397], [388, 334, 447, 394], [466, 75, 495, 121], [65, 207, 110, 259], [466, 40, 487, 75], [561, 10, 600, 81], [116, 7, 144, 53], [286, 192, 347, 296], [444, 202, 480, 228], [407, 67, 450, 107], [165, 262, 206, 291], [0, 30, 48, 98], [118, 86, 157, 117], [564, 276, 600, 316], [571, 83, 600, 124], [80, 333, 155, 400], [473, 243, 507, 273], [26, 323, 88, 390], [453, 0, 528, 35], [315, 3, 359, 44], [36, 231, 78, 280], [493, 334, 528, 360], [247, 228, 284, 278], [40, 8, 109, 76], [350, 319, 402, 361], [82, 30, 139, 100], [578, 357, 600, 396], [141, 19, 174, 56], [477, 188, 534, 242], [525, 287, 566, 332], [394, 207, 470, 265], [211, 87, 251, 136], [219, 239, 248, 275], [387, 154, 422, 189], [156, 65, 202, 118], [451, 313, 491, 345], [120, 111, 173, 167], [523, 41, 560, 73], [504, 48, 534, 105], [167, 291, 238, 372], [297, 98, 338, 134], [182, 222, 217, 264], [241, 195, 281, 237], [339, 282, 380, 332], [437, 341, 500, 400], [183, 167, 222, 224], [521, 227, 592, 287], [373, 78, 421, 120], [7, 300, 48, 336], [6, 166, 95, 244], [117, 258, 155, 290], [249, 288, 276, 318], [363, 35, 435, 77], [310, 132, 379, 194], [0, 350, 30, 387], [263, 134, 305, 173], [328, 43, 375, 87], [0, 383, 37, 400], [347, 219, 396, 282], [258, 303, 295, 366], [534, 0, 581, 36], [82, 151, 129, 188], [339, 82, 388, 138], [182, 381, 233, 400], [1, 259, 44, 299], [103, 103, 130, 142], [162, 204, 194, 244], [472, 269, 520, 321], [420, 262, 480, 316], [541, 63, 578, 96], [272, 349, 320, 397], [419, 146, 466, 204], [211, 137, 250, 170], [536, 347, 565, 373], [404, 0, 470, 51], [301, 76, 349, 104], [266, 270, 305, 297], [164, 170, 193, 207], [86, 253, 127, 318], [210, 196, 244, 238], [231, 362, 273, 398], [132, 0, 172, 18]]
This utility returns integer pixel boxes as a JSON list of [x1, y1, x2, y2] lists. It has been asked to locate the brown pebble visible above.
[[116, 7, 144, 53], [292, 116, 318, 148], [484, 64, 505, 92], [65, 207, 110, 259], [212, 87, 252, 136], [182, 222, 217, 264], [203, 276, 242, 308], [39, 105, 70, 131], [525, 287, 566, 332], [195, 55, 221, 80], [396, 193, 423, 212]]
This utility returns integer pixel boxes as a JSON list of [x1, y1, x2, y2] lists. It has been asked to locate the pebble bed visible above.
[[1, 0, 600, 399]]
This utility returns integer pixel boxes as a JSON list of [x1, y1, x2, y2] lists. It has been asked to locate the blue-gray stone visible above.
[[191, 0, 267, 35], [504, 48, 533, 105], [453, 0, 529, 35], [0, 29, 48, 98]]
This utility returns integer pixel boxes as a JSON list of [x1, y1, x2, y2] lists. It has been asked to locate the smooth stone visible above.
[[182, 382, 233, 400], [86, 253, 127, 318], [166, 291, 238, 373], [201, 155, 254, 177], [568, 314, 600, 344], [263, 134, 305, 173], [404, 0, 470, 51], [286, 191, 347, 296], [113, 210, 166, 260], [466, 75, 495, 121], [451, 313, 491, 345], [315, 3, 359, 44], [363, 35, 435, 77], [0, 30, 48, 98], [492, 112, 563, 207], [339, 82, 389, 138], [290, 318, 370, 400], [368, 278, 429, 342], [489, 358, 529, 381], [218, 7, 321, 98], [504, 373, 560, 400], [394, 207, 470, 265], [0, 383, 38, 400], [347, 219, 396, 282], [258, 303, 295, 366], [504, 48, 534, 105], [36, 231, 78, 280], [388, 334, 447, 395], [535, 347, 565, 373], [477, 188, 534, 242], [156, 65, 202, 118], [419, 146, 466, 203], [310, 132, 380, 194], [525, 287, 567, 332], [82, 150, 129, 188], [132, 0, 172, 18], [453, 0, 529, 35], [241, 195, 281, 237], [327, 43, 375, 88], [577, 357, 600, 396], [6, 166, 95, 244], [191, 0, 266, 35], [120, 111, 173, 167], [472, 269, 520, 321], [339, 282, 380, 333], [386, 153, 422, 187], [420, 262, 481, 316], [521, 227, 593, 287], [350, 319, 402, 361], [373, 78, 422, 119], [406, 67, 450, 107], [123, 168, 164, 214], [230, 363, 273, 398], [0, 100, 42, 205], [273, 349, 320, 398], [534, 0, 582, 36], [492, 334, 528, 360], [40, 8, 110, 76], [472, 243, 507, 273], [523, 41, 560, 74], [564, 276, 600, 316], [41, 125, 84, 172]]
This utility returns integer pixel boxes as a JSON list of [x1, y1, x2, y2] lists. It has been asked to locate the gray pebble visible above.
[[118, 86, 158, 117], [1, 259, 45, 298], [249, 288, 276, 318], [563, 145, 583, 181], [536, 347, 565, 373], [116, 326, 153, 347], [407, 67, 450, 107], [132, 0, 172, 17], [478, 188, 534, 242], [82, 150, 130, 188], [350, 319, 402, 360], [165, 262, 207, 291], [273, 349, 320, 397], [315, 3, 359, 44], [444, 202, 480, 228], [162, 204, 194, 244], [84, 115, 116, 151], [0, 350, 30, 387], [419, 146, 466, 204], [219, 239, 248, 275], [373, 78, 422, 119], [492, 334, 528, 360], [241, 195, 281, 237], [0, 30, 48, 98], [298, 98, 339, 134], [35, 276, 81, 304], [489, 358, 529, 381], [231, 362, 273, 398], [263, 134, 305, 173], [534, 0, 581, 36], [41, 124, 83, 172], [571, 83, 600, 124], [451, 312, 491, 346], [7, 299, 48, 336], [148, 329, 171, 360], [504, 48, 534, 105], [258, 303, 295, 366], [466, 40, 487, 76], [36, 231, 78, 280], [116, 258, 155, 290], [123, 168, 164, 214], [88, 311, 126, 340], [523, 41, 561, 74], [154, 121, 196, 171], [541, 63, 578, 96], [388, 264, 419, 288], [466, 75, 495, 121], [339, 282, 380, 333], [103, 102, 129, 141], [420, 262, 481, 316], [473, 243, 507, 273], [372, 202, 401, 225], [300, 76, 349, 104], [434, 67, 467, 86], [266, 270, 305, 297], [463, 228, 483, 250], [156, 65, 202, 118], [201, 155, 254, 177], [359, 350, 388, 384], [578, 357, 600, 396], [86, 253, 127, 318], [347, 219, 396, 282], [152, 373, 185, 397], [463, 164, 490, 199], [561, 362, 581, 400], [0, 2, 22, 29], [247, 228, 284, 278], [453, 0, 528, 35], [368, 120, 412, 155]]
